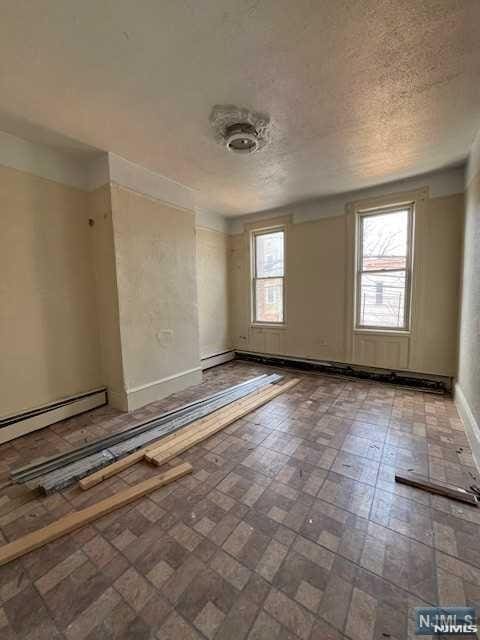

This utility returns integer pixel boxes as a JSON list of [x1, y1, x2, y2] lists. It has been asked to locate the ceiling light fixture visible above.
[[210, 105, 270, 154]]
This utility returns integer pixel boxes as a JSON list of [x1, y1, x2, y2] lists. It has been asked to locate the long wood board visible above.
[[147, 379, 300, 467], [79, 383, 274, 490], [395, 471, 479, 506], [145, 380, 289, 460], [0, 462, 192, 567]]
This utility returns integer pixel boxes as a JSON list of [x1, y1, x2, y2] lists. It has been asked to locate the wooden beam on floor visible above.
[[395, 471, 479, 506], [0, 462, 192, 568], [146, 378, 300, 467], [78, 383, 274, 491]]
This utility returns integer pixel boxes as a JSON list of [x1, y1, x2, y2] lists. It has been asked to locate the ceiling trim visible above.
[[467, 129, 480, 187], [0, 130, 91, 190], [228, 164, 465, 233]]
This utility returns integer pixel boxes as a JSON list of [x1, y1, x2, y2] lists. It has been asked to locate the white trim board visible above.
[[0, 130, 95, 191], [228, 164, 466, 233], [455, 383, 480, 474], [466, 129, 480, 187], [0, 390, 107, 445], [201, 351, 235, 370], [124, 367, 203, 412]]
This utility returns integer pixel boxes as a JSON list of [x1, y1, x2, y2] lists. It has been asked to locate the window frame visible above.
[[355, 203, 414, 332], [251, 227, 286, 326]]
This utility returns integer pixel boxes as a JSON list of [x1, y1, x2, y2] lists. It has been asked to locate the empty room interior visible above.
[[1, 2, 480, 639]]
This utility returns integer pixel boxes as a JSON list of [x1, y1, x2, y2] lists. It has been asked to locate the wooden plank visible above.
[[0, 462, 192, 568], [144, 383, 279, 459], [79, 450, 145, 490], [79, 383, 276, 491], [147, 379, 300, 467], [395, 471, 479, 506]]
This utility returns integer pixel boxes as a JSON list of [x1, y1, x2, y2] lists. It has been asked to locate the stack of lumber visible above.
[[10, 373, 282, 494], [80, 377, 299, 489], [0, 374, 299, 568]]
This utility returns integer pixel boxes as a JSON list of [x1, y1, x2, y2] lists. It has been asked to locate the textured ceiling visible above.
[[0, 0, 479, 215]]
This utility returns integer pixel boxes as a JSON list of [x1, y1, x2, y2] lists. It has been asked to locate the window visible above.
[[252, 229, 285, 323], [356, 204, 413, 330]]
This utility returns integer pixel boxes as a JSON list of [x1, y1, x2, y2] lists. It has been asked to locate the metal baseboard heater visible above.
[[0, 388, 107, 445]]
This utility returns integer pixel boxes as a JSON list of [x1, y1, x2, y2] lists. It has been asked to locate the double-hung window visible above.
[[252, 228, 285, 324], [356, 204, 414, 331]]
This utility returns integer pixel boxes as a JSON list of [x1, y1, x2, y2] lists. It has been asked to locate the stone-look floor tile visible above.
[[35, 549, 88, 595], [210, 549, 252, 590], [342, 434, 383, 461], [247, 610, 296, 640], [295, 579, 323, 613], [263, 587, 314, 640], [64, 586, 122, 640], [176, 567, 237, 624], [361, 523, 437, 603], [370, 488, 434, 546], [158, 610, 203, 640], [161, 555, 206, 606], [317, 472, 375, 519], [3, 586, 63, 640], [301, 498, 367, 562], [331, 451, 379, 486], [194, 601, 225, 639], [114, 566, 155, 612], [146, 558, 175, 589], [215, 593, 259, 640], [345, 586, 377, 640], [3, 362, 480, 640], [255, 539, 288, 582], [83, 533, 118, 568], [318, 556, 357, 631]]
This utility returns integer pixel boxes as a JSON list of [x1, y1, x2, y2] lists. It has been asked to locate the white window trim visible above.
[[355, 203, 414, 332], [251, 227, 286, 326]]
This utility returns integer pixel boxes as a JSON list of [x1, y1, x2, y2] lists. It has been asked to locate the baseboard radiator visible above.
[[201, 350, 235, 370], [0, 388, 107, 445]]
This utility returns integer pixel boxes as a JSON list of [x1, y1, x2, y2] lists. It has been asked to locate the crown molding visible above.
[[228, 164, 466, 233]]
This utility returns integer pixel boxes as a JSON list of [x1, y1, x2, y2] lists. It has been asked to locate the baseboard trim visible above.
[[235, 350, 450, 393], [455, 383, 480, 474], [201, 351, 235, 370], [0, 389, 107, 445], [125, 367, 203, 412]]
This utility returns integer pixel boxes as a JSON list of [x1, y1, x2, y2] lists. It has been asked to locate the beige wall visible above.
[[196, 227, 232, 359], [230, 190, 464, 377], [88, 185, 125, 407], [0, 164, 102, 416], [457, 130, 480, 466], [110, 185, 201, 410]]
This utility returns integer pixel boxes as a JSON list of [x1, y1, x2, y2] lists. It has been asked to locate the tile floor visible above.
[[1, 361, 479, 640]]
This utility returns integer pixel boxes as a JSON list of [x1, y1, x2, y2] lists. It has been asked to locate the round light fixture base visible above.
[[210, 105, 270, 154], [225, 123, 259, 154]]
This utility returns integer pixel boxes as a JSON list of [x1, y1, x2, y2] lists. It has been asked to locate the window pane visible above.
[[358, 271, 406, 328], [255, 231, 284, 277], [362, 210, 408, 271], [255, 278, 283, 322]]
